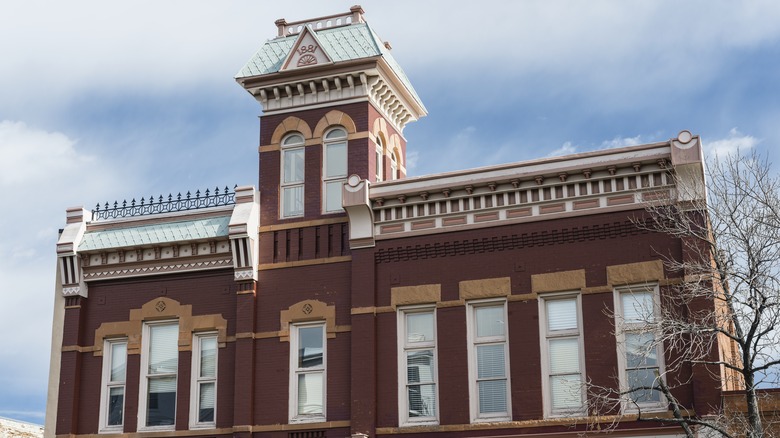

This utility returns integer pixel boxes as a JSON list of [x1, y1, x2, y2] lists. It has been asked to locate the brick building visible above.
[[46, 6, 735, 438]]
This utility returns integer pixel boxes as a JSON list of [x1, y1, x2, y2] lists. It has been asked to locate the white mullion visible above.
[[468, 300, 510, 423], [540, 294, 584, 418], [615, 284, 666, 412], [398, 307, 438, 426], [290, 322, 326, 423]]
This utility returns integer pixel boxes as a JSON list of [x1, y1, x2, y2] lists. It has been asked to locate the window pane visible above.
[[147, 377, 176, 426], [200, 337, 217, 378], [199, 382, 215, 422], [407, 350, 434, 384], [107, 386, 124, 426], [627, 368, 661, 403], [110, 343, 127, 382], [148, 324, 178, 375], [551, 374, 582, 410], [325, 128, 346, 140], [283, 133, 304, 146], [477, 344, 505, 379], [622, 291, 653, 323], [406, 312, 434, 343], [549, 338, 580, 374], [478, 380, 507, 414], [625, 332, 657, 368], [284, 148, 305, 183], [298, 326, 324, 368], [547, 299, 577, 331], [325, 143, 347, 178], [283, 186, 304, 217], [297, 373, 324, 414], [475, 306, 504, 338], [375, 149, 382, 179], [408, 383, 436, 417], [325, 181, 343, 212]]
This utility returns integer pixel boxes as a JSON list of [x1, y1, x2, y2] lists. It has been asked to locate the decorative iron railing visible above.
[[92, 186, 235, 221]]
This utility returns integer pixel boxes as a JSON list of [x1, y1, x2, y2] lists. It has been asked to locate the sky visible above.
[[1, 0, 779, 425]]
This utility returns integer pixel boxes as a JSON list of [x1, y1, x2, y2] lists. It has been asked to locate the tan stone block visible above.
[[531, 269, 586, 293]]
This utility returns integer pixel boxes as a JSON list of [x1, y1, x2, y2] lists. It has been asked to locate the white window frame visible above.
[[614, 284, 666, 412], [289, 322, 327, 423], [280, 132, 305, 218], [466, 299, 511, 423], [397, 306, 439, 426], [138, 320, 179, 432], [322, 127, 348, 214], [538, 292, 586, 418], [189, 332, 218, 429], [375, 137, 384, 182], [99, 338, 127, 433]]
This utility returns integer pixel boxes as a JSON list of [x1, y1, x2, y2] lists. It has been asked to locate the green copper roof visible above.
[[79, 216, 230, 251], [236, 22, 424, 110]]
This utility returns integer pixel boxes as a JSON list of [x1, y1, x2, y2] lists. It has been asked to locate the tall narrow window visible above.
[[398, 308, 438, 425], [375, 138, 384, 181], [540, 295, 584, 416], [390, 150, 398, 180], [190, 333, 218, 428], [323, 127, 348, 213], [290, 323, 326, 422], [99, 339, 127, 432], [467, 300, 510, 422], [139, 321, 178, 430], [616, 285, 664, 410], [281, 133, 305, 218]]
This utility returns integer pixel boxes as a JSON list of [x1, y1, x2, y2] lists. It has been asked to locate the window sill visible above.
[[470, 416, 511, 424], [189, 422, 217, 430], [98, 426, 124, 434], [289, 416, 327, 424], [136, 425, 176, 433], [399, 420, 439, 428]]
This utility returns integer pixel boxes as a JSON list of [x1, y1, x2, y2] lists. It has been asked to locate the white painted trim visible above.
[[137, 320, 178, 432], [538, 292, 586, 418], [289, 322, 327, 423], [98, 339, 127, 434], [397, 306, 439, 427], [370, 145, 672, 198], [189, 332, 218, 429], [466, 299, 511, 423], [280, 133, 306, 219], [322, 127, 348, 214], [614, 284, 667, 413]]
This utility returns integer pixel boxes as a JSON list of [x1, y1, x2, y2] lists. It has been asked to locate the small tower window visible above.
[[391, 150, 399, 180], [281, 133, 305, 218], [375, 137, 384, 182], [323, 127, 348, 213]]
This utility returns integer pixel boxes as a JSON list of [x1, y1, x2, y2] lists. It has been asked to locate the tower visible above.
[[236, 5, 427, 226]]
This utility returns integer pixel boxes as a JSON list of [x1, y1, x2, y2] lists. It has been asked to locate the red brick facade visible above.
[[50, 7, 729, 438]]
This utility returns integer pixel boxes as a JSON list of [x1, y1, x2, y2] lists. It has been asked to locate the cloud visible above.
[[0, 121, 93, 186], [599, 135, 644, 149], [706, 128, 760, 158], [406, 150, 420, 171], [547, 141, 577, 157], [0, 121, 136, 422]]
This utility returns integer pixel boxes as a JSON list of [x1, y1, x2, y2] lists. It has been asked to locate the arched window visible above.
[[390, 150, 399, 180], [323, 127, 348, 213], [375, 137, 384, 182], [281, 132, 305, 218]]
